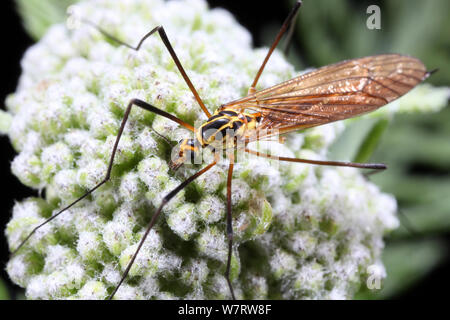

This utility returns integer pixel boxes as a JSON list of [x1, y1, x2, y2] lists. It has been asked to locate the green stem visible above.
[[354, 118, 390, 163]]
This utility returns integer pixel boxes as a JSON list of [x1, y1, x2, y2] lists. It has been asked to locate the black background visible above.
[[0, 0, 448, 300]]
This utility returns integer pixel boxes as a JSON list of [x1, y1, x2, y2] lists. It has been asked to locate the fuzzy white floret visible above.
[[77, 280, 108, 300], [197, 195, 225, 224], [77, 231, 102, 261], [26, 275, 50, 299], [167, 203, 198, 240], [270, 249, 297, 278], [7, 254, 30, 287], [196, 226, 227, 262], [43, 245, 74, 273]]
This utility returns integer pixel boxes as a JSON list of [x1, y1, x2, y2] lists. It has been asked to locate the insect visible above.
[[12, 1, 433, 299]]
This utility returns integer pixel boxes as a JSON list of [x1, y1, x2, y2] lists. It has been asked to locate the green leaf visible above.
[[353, 118, 389, 163], [328, 118, 378, 161], [16, 0, 80, 40]]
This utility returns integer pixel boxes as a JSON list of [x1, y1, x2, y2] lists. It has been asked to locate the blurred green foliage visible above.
[[355, 238, 445, 299], [291, 0, 450, 86], [16, 0, 78, 40], [278, 0, 450, 299]]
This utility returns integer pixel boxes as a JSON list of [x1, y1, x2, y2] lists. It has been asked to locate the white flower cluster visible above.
[[4, 0, 446, 300]]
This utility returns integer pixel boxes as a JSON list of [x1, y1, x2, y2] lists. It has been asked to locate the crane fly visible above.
[[11, 1, 433, 300]]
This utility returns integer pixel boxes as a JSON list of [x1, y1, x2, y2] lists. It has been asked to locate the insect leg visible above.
[[397, 208, 419, 236], [282, 2, 301, 56], [245, 148, 387, 170], [363, 169, 386, 177], [82, 20, 211, 118], [11, 99, 193, 256], [248, 1, 302, 94], [224, 156, 236, 300], [109, 159, 218, 299]]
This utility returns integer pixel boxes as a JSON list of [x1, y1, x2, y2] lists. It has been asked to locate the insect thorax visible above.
[[169, 109, 261, 170], [197, 109, 260, 149]]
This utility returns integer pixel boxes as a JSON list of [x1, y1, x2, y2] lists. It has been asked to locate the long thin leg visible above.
[[224, 156, 236, 300], [109, 159, 218, 299], [397, 208, 419, 236], [11, 99, 193, 256], [82, 20, 211, 118], [245, 148, 387, 170], [248, 1, 302, 94], [282, 3, 301, 56]]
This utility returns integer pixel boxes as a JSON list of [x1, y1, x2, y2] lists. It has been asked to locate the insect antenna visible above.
[[11, 99, 194, 256]]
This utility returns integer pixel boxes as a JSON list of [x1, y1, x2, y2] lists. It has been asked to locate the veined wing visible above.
[[221, 54, 430, 139]]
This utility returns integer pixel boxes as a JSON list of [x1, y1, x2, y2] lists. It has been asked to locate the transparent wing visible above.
[[221, 54, 429, 139]]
